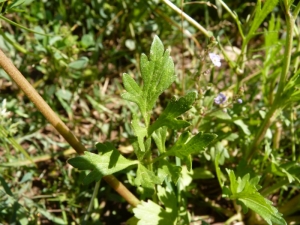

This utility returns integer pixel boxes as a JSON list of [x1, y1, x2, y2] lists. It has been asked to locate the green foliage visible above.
[[66, 36, 217, 224], [225, 169, 286, 225], [1, 0, 300, 224], [130, 186, 178, 225], [248, 0, 279, 38], [131, 200, 176, 225], [122, 35, 176, 126], [129, 186, 179, 225], [68, 143, 139, 185], [165, 132, 217, 159], [148, 91, 197, 134], [134, 164, 161, 195]]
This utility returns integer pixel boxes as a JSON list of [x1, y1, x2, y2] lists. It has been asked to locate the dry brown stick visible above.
[[0, 48, 140, 207]]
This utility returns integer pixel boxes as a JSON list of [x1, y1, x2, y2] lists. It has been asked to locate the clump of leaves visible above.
[[68, 36, 217, 224], [224, 169, 286, 225]]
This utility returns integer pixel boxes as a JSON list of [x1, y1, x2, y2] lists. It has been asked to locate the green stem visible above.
[[247, 105, 279, 163], [247, 3, 295, 163], [293, 1, 300, 18], [275, 6, 294, 100], [0, 29, 27, 54], [0, 15, 51, 36], [0, 124, 35, 166], [291, 107, 296, 161], [292, 21, 300, 73], [83, 181, 101, 223], [216, 0, 245, 40], [0, 48, 140, 207], [224, 213, 242, 225], [161, 0, 212, 38], [260, 178, 288, 196], [278, 193, 300, 216], [175, 157, 181, 211], [217, 0, 246, 75]]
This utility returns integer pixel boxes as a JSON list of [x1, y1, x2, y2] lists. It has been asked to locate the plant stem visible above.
[[0, 29, 27, 54], [260, 178, 288, 196], [161, 0, 212, 39], [247, 3, 295, 163], [275, 6, 294, 100], [293, 1, 300, 18], [216, 0, 245, 40], [0, 15, 51, 36], [103, 175, 140, 207], [0, 48, 140, 207], [291, 107, 296, 161], [0, 124, 36, 166], [83, 181, 101, 223]]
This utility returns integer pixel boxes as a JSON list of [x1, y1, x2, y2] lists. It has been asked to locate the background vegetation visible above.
[[0, 0, 300, 224]]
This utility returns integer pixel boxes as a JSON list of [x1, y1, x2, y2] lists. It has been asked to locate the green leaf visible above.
[[248, 0, 279, 37], [157, 159, 182, 184], [122, 35, 176, 125], [284, 69, 300, 92], [282, 69, 300, 106], [268, 160, 300, 183], [192, 167, 215, 179], [215, 151, 224, 187], [157, 185, 177, 218], [265, 14, 280, 51], [233, 119, 251, 135], [68, 143, 138, 185], [8, 0, 29, 9], [132, 114, 147, 152], [209, 110, 232, 120], [68, 57, 89, 69], [132, 137, 151, 161], [183, 154, 193, 172], [135, 164, 161, 194], [148, 92, 196, 135], [86, 94, 117, 116], [210, 142, 230, 165], [0, 175, 13, 196], [152, 126, 167, 153], [122, 73, 145, 112], [226, 169, 287, 225], [133, 200, 176, 225], [81, 33, 95, 48], [37, 208, 66, 225], [165, 132, 217, 159]]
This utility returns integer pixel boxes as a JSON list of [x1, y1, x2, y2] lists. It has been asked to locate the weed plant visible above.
[[1, 0, 300, 224]]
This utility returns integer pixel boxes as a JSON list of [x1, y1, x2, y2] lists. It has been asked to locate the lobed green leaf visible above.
[[122, 35, 176, 125], [157, 159, 182, 184], [166, 132, 217, 159], [135, 164, 162, 194], [248, 0, 279, 37], [152, 127, 168, 154], [132, 114, 148, 152], [148, 92, 196, 135], [68, 143, 138, 185], [226, 169, 286, 225], [132, 200, 176, 225]]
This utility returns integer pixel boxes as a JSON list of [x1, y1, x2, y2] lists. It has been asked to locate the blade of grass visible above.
[[0, 124, 36, 167]]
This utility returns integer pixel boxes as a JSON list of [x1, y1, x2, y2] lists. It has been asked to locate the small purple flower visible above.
[[209, 53, 221, 67], [214, 93, 227, 105], [237, 99, 243, 104]]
